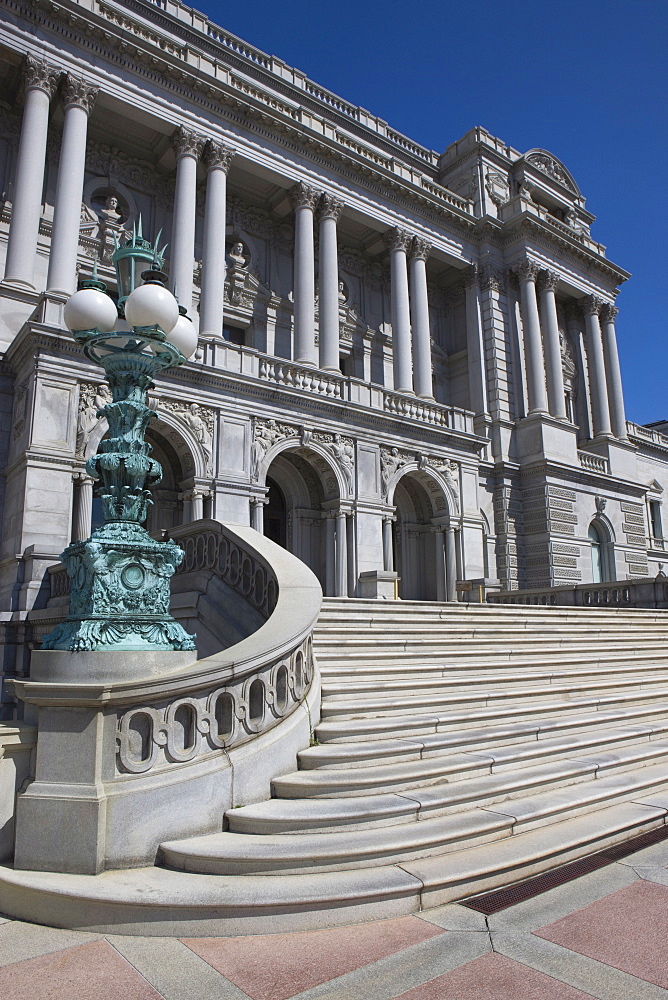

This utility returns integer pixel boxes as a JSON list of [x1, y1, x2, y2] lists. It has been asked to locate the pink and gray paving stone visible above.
[[1, 838, 667, 1000]]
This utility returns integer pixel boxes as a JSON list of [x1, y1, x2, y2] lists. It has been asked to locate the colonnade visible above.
[[515, 261, 627, 441], [2, 57, 627, 442]]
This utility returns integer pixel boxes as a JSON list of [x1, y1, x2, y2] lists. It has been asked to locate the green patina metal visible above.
[[42, 234, 196, 653]]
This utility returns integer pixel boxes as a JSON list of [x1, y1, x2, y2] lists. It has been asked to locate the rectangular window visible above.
[[649, 500, 663, 541], [223, 326, 245, 346]]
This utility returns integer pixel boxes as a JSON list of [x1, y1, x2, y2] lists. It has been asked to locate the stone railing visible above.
[[578, 451, 610, 474], [258, 357, 345, 399], [12, 520, 322, 871], [489, 577, 668, 610], [383, 390, 474, 433], [627, 421, 668, 451]]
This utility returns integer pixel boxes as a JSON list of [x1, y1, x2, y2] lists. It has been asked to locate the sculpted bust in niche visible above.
[[227, 241, 248, 269]]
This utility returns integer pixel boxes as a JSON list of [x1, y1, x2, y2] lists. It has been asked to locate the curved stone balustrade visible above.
[[10, 519, 322, 873]]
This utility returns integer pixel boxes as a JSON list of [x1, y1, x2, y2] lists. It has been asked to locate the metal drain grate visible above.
[[461, 824, 668, 915]]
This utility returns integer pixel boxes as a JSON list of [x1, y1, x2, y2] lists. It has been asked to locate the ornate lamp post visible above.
[[42, 229, 197, 652]]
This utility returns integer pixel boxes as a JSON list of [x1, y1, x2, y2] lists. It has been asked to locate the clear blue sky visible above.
[[196, 0, 667, 425]]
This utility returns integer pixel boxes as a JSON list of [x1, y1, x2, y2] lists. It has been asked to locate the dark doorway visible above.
[[265, 477, 287, 548]]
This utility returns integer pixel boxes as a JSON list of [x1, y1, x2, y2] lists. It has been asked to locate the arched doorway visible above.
[[77, 415, 197, 540], [389, 469, 457, 602], [261, 446, 349, 597], [265, 476, 287, 548]]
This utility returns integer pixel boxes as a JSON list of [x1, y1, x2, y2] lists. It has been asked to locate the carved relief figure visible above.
[[251, 419, 285, 482], [380, 446, 404, 498], [77, 383, 112, 456], [330, 434, 355, 493], [182, 403, 213, 473]]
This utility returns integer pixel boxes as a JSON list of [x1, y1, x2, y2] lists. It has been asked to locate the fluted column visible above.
[[46, 76, 98, 294], [4, 57, 59, 287], [385, 228, 413, 393], [600, 303, 628, 441], [335, 511, 347, 597], [291, 182, 319, 365], [464, 266, 488, 417], [318, 194, 343, 372], [382, 516, 394, 572], [170, 128, 204, 315], [516, 260, 548, 414], [433, 527, 446, 602], [325, 512, 336, 597], [199, 140, 234, 337], [538, 270, 567, 420], [582, 296, 612, 438], [409, 237, 433, 399], [73, 473, 94, 542], [445, 527, 457, 603]]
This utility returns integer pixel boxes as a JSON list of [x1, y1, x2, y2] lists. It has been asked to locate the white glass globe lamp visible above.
[[64, 287, 118, 334], [165, 308, 198, 360], [124, 281, 179, 336]]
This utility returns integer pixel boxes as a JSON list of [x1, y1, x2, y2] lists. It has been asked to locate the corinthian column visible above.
[[582, 296, 612, 437], [516, 260, 547, 414], [199, 140, 234, 337], [384, 228, 413, 393], [318, 194, 343, 372], [291, 182, 319, 365], [600, 303, 628, 441], [4, 56, 60, 288], [170, 128, 204, 315], [464, 266, 488, 417], [409, 237, 434, 399], [538, 270, 567, 419], [46, 75, 98, 294]]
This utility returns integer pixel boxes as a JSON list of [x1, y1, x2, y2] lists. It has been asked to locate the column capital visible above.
[[318, 193, 344, 222], [383, 227, 412, 254], [514, 258, 540, 284], [290, 181, 319, 211], [538, 269, 559, 293], [582, 294, 605, 317], [24, 54, 60, 96], [204, 139, 234, 172], [480, 263, 505, 291], [61, 74, 98, 114], [410, 236, 431, 261], [600, 302, 618, 324], [172, 127, 205, 160]]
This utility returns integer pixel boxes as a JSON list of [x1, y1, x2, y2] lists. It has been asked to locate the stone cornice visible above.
[[0, 0, 480, 241], [499, 216, 629, 288]]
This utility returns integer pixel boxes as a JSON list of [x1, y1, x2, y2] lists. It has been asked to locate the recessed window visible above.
[[223, 325, 245, 346], [649, 501, 663, 541]]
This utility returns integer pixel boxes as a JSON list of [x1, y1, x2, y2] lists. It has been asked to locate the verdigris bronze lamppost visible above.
[[42, 229, 197, 653]]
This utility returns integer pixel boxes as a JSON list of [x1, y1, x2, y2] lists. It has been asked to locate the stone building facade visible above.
[[0, 0, 667, 710]]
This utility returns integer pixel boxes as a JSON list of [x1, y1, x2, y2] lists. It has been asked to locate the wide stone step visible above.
[[314, 696, 668, 742], [231, 739, 668, 835], [276, 734, 668, 799], [299, 716, 668, 770], [161, 765, 668, 875], [321, 664, 668, 699], [315, 647, 668, 669], [319, 678, 668, 720], [3, 798, 666, 936]]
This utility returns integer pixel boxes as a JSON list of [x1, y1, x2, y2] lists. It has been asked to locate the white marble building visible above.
[[0, 0, 667, 713]]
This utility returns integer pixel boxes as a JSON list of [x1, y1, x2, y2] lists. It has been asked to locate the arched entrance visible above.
[[260, 445, 351, 597], [75, 413, 199, 540], [388, 467, 458, 602]]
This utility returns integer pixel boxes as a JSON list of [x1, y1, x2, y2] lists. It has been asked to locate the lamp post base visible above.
[[41, 521, 196, 653]]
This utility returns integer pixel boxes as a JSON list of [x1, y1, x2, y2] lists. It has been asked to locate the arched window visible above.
[[588, 519, 615, 583], [589, 522, 604, 583]]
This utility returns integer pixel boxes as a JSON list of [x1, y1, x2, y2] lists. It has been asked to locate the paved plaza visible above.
[[1, 835, 666, 1000]]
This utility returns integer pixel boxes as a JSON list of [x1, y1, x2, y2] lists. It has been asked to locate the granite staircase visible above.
[[6, 599, 668, 934], [160, 601, 668, 900]]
